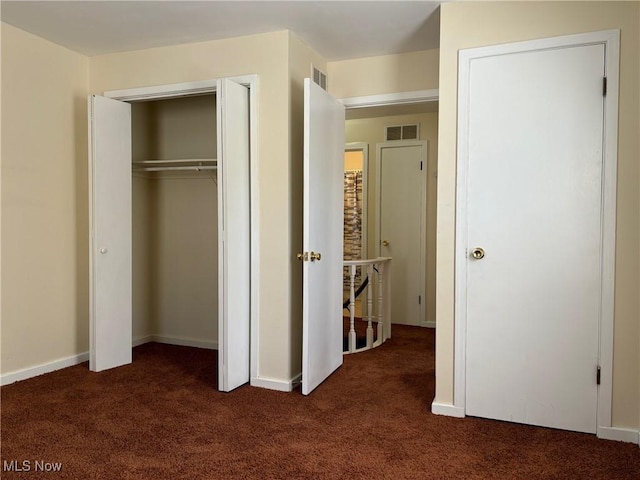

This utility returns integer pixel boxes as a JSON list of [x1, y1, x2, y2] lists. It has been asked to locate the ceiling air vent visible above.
[[312, 65, 327, 91], [385, 124, 420, 141]]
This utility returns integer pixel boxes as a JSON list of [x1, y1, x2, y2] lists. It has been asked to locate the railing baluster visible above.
[[366, 264, 374, 348], [349, 264, 357, 353], [342, 257, 391, 354]]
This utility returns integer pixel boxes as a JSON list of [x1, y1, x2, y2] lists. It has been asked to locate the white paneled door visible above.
[[462, 42, 606, 433], [88, 95, 132, 372], [301, 79, 345, 395], [217, 79, 251, 392]]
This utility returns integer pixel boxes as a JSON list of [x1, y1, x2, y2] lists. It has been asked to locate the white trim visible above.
[[454, 30, 620, 432], [597, 426, 640, 445], [1, 334, 220, 386], [105, 79, 218, 102], [87, 96, 96, 370], [596, 30, 619, 433], [144, 335, 217, 350], [375, 140, 428, 327], [1, 352, 89, 386], [425, 321, 436, 329], [345, 142, 369, 260], [431, 402, 465, 418], [105, 76, 258, 103], [132, 335, 153, 347], [340, 89, 439, 109], [250, 373, 302, 392], [248, 77, 260, 383]]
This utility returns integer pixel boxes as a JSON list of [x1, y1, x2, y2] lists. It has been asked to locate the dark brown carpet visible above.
[[1, 326, 638, 479]]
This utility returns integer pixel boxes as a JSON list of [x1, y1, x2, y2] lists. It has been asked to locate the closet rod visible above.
[[132, 159, 216, 165], [133, 166, 217, 172]]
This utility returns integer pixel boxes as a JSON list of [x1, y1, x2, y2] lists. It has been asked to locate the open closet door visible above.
[[217, 79, 251, 392], [88, 95, 132, 372], [301, 79, 345, 395]]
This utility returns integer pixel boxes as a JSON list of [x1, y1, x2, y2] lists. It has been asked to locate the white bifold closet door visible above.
[[88, 95, 132, 372], [217, 79, 251, 392], [88, 79, 251, 392]]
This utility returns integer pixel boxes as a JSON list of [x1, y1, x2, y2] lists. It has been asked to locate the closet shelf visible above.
[[132, 158, 217, 172]]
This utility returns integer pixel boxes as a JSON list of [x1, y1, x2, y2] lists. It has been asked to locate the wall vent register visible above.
[[385, 124, 419, 141], [312, 66, 327, 91]]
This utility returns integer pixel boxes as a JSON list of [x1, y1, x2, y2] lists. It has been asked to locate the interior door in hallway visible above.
[[462, 41, 605, 433], [378, 142, 427, 327], [301, 79, 345, 395]]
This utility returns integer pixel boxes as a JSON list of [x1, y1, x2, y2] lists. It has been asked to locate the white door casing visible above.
[[217, 78, 251, 392], [455, 31, 619, 434], [88, 95, 132, 372], [302, 78, 345, 395], [376, 141, 427, 326]]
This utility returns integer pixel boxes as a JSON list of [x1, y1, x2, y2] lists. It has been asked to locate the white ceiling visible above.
[[0, 1, 443, 60]]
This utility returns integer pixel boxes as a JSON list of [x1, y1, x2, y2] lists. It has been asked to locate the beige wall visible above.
[[327, 49, 439, 99], [288, 32, 328, 379], [1, 23, 89, 373], [346, 112, 438, 325], [344, 151, 363, 172], [436, 1, 640, 429], [0, 21, 3, 365], [153, 177, 217, 343], [131, 97, 218, 345]]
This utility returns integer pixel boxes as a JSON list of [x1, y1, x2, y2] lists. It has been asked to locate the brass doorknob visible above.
[[296, 252, 306, 261], [382, 240, 390, 247], [471, 247, 485, 260], [310, 252, 321, 262]]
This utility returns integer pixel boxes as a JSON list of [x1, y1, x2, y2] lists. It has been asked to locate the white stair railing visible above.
[[343, 257, 392, 354]]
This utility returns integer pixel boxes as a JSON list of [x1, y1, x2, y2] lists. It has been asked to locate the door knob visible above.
[[471, 247, 485, 260], [309, 252, 321, 262], [382, 240, 390, 247], [99, 248, 108, 254], [296, 252, 307, 261]]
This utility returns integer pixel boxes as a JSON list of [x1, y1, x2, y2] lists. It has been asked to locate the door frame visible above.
[[101, 75, 260, 384], [453, 30, 620, 436], [344, 142, 369, 261], [375, 141, 428, 327], [341, 90, 438, 329]]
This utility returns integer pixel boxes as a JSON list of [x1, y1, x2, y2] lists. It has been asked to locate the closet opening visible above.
[[89, 76, 255, 392], [131, 94, 219, 364]]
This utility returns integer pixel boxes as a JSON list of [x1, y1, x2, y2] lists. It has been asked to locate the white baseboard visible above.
[[598, 426, 640, 444], [146, 335, 218, 350], [133, 335, 154, 347], [1, 352, 89, 386], [425, 321, 436, 328], [2, 336, 217, 386], [431, 402, 465, 418], [251, 373, 301, 392]]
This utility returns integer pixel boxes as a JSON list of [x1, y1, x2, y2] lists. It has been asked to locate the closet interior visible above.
[[131, 94, 219, 351]]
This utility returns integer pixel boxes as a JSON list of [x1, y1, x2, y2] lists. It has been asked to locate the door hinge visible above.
[[596, 365, 601, 385], [418, 295, 422, 305], [602, 77, 607, 96], [420, 161, 423, 171]]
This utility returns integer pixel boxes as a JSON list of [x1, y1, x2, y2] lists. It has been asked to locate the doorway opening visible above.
[[342, 98, 439, 330]]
